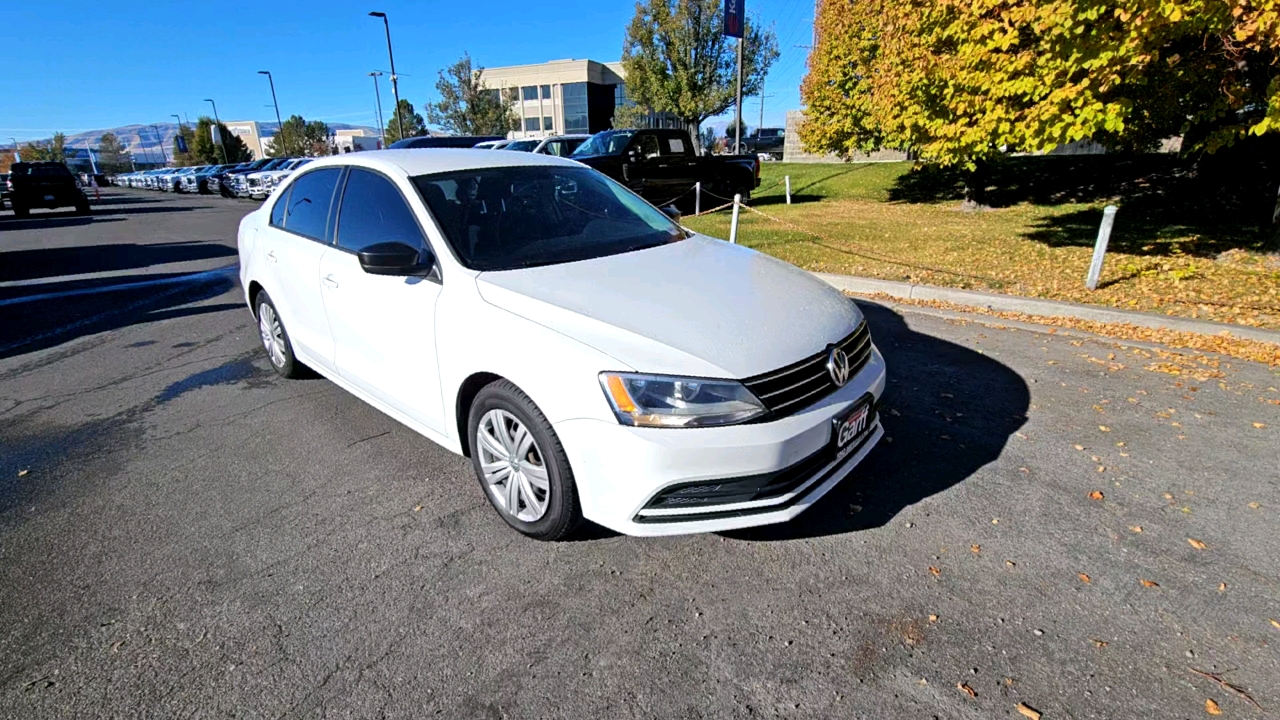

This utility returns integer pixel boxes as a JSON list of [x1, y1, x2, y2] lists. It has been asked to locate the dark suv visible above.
[[6, 162, 90, 217]]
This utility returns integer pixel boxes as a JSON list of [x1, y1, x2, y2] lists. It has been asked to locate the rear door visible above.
[[631, 132, 696, 204], [259, 167, 343, 372], [318, 167, 447, 432]]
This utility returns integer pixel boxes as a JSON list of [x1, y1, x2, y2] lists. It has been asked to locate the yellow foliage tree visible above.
[[802, 0, 1280, 176]]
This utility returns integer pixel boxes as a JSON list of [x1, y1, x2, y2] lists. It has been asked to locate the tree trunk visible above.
[[961, 159, 990, 211]]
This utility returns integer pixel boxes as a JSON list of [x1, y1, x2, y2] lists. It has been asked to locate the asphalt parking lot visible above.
[[2, 189, 1278, 718]]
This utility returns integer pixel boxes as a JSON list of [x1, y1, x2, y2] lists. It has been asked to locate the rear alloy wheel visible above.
[[255, 291, 304, 379], [11, 204, 28, 218], [468, 381, 582, 540]]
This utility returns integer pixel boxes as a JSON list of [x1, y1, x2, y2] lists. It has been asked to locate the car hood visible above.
[[475, 235, 862, 378]]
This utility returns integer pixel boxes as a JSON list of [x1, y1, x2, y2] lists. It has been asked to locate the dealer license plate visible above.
[[831, 401, 872, 464]]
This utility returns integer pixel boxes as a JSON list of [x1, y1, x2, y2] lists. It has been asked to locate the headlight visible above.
[[599, 372, 765, 427]]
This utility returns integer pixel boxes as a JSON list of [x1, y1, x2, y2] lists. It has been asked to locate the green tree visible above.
[[426, 53, 517, 136], [724, 118, 748, 149], [621, 0, 778, 142], [699, 125, 718, 153], [188, 116, 253, 165], [172, 124, 201, 166], [274, 115, 334, 157], [612, 101, 654, 129], [384, 99, 428, 144], [800, 0, 1280, 202], [20, 132, 68, 163], [96, 133, 131, 173]]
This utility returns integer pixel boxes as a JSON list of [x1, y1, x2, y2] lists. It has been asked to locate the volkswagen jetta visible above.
[[237, 150, 886, 540]]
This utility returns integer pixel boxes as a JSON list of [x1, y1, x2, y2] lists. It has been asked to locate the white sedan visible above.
[[237, 150, 886, 539]]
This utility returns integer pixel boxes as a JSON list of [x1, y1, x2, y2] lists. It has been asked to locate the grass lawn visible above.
[[681, 156, 1280, 330]]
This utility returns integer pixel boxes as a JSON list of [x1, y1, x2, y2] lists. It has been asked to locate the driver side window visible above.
[[634, 134, 661, 160], [335, 168, 428, 257]]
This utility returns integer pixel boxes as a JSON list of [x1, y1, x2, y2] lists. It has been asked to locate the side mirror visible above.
[[357, 242, 435, 277], [660, 204, 681, 222]]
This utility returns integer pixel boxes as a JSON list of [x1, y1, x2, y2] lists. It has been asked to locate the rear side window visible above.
[[335, 168, 426, 254], [270, 186, 290, 227], [282, 168, 341, 241]]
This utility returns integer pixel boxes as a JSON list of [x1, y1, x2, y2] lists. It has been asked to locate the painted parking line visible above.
[[0, 264, 239, 308]]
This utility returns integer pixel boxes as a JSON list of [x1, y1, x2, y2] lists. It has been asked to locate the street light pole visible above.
[[151, 124, 169, 164], [369, 12, 405, 142], [204, 98, 228, 164], [369, 71, 386, 148], [258, 70, 284, 155], [9, 137, 18, 162]]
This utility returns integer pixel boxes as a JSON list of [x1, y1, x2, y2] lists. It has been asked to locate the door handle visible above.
[[322, 274, 339, 289], [266, 250, 277, 263]]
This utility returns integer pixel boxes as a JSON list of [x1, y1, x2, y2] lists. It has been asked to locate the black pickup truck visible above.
[[570, 128, 759, 210], [5, 162, 90, 217], [742, 128, 785, 159]]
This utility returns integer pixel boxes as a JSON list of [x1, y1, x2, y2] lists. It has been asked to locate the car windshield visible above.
[[412, 165, 686, 272], [572, 131, 634, 157], [504, 139, 539, 152]]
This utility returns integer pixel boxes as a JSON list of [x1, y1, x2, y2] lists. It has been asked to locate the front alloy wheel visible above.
[[254, 291, 303, 378]]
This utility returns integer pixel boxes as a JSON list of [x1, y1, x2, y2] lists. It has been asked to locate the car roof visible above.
[[298, 148, 580, 176]]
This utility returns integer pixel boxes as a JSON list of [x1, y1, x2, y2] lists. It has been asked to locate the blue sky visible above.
[[0, 0, 815, 143]]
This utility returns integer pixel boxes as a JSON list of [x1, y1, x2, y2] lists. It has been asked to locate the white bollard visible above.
[[1085, 205, 1118, 290], [785, 175, 791, 205], [729, 194, 742, 244], [695, 181, 701, 215]]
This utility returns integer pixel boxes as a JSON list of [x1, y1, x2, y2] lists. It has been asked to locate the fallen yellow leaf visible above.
[[1206, 698, 1222, 715], [1141, 579, 1159, 588], [17, 469, 28, 477], [1218, 583, 1226, 592], [1099, 425, 1111, 432], [1078, 573, 1092, 583], [971, 544, 981, 554], [413, 505, 424, 512], [1253, 422, 1267, 429], [1073, 444, 1085, 451], [957, 682, 976, 698], [1088, 491, 1104, 500], [1017, 702, 1043, 720], [1271, 619, 1280, 630], [1130, 526, 1144, 533], [1164, 493, 1175, 500], [1005, 560, 1016, 567], [929, 566, 941, 576], [1188, 538, 1207, 550], [928, 614, 939, 622], [1091, 638, 1108, 647], [1248, 502, 1260, 509]]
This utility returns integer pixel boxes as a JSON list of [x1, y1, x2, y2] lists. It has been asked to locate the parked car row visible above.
[[110, 157, 314, 200]]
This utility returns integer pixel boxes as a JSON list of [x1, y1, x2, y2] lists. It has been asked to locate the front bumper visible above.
[[554, 345, 887, 537]]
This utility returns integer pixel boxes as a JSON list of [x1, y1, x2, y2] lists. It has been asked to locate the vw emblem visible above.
[[826, 346, 851, 387]]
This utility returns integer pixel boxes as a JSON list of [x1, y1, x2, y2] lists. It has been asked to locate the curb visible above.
[[813, 273, 1280, 346]]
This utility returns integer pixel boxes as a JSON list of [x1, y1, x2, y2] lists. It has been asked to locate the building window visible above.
[[562, 82, 589, 133], [543, 116, 554, 132], [524, 117, 541, 132], [522, 86, 539, 102], [504, 87, 519, 103], [486, 89, 500, 104], [540, 84, 552, 100]]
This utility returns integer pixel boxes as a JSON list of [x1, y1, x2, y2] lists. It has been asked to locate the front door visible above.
[[319, 167, 447, 433]]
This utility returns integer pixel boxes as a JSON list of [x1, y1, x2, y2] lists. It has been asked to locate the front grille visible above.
[[741, 321, 872, 419]]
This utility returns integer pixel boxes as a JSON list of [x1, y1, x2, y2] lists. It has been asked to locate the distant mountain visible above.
[[47, 121, 378, 157]]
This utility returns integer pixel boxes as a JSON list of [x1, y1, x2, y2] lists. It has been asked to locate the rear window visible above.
[[13, 164, 72, 177]]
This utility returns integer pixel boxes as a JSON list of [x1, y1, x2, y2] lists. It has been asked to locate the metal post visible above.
[[729, 194, 742, 243], [11, 137, 20, 162], [734, 36, 744, 154], [1273, 182, 1280, 224], [695, 181, 701, 215], [370, 12, 405, 142], [258, 71, 284, 145], [758, 75, 765, 137], [151, 125, 169, 163], [369, 71, 386, 148], [785, 175, 791, 204], [1086, 205, 1117, 290], [205, 99, 228, 164]]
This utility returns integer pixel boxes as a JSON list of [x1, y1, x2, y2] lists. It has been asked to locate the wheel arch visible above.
[[247, 281, 265, 313], [455, 371, 504, 458]]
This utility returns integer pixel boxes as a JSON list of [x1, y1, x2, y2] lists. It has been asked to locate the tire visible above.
[[75, 199, 90, 215], [254, 291, 305, 379], [12, 204, 28, 218], [467, 380, 582, 541]]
